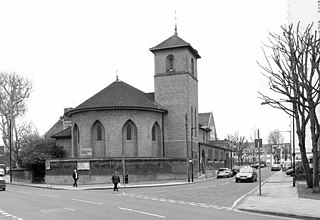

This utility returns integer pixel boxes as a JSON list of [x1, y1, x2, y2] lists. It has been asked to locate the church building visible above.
[[45, 27, 232, 185]]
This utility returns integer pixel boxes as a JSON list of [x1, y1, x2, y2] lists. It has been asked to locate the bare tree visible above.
[[267, 130, 285, 163], [0, 72, 32, 167], [259, 24, 320, 192], [227, 132, 248, 166]]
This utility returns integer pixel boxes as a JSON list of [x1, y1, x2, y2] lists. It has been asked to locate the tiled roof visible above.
[[44, 115, 71, 138], [51, 127, 71, 138], [150, 34, 201, 58], [66, 80, 167, 117]]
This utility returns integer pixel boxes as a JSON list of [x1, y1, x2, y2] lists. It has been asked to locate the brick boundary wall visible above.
[[45, 158, 188, 185]]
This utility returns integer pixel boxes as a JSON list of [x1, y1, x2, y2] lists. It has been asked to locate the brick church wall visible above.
[[45, 158, 187, 185]]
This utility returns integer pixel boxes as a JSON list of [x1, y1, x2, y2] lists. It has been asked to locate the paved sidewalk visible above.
[[237, 171, 320, 219], [4, 175, 192, 190]]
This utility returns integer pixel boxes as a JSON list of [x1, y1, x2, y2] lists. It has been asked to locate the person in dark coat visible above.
[[111, 171, 120, 191], [72, 169, 79, 187]]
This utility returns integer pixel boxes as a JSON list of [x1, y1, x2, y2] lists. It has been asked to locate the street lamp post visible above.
[[292, 112, 296, 187], [9, 118, 12, 183]]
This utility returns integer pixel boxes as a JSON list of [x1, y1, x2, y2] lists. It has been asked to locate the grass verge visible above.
[[297, 181, 320, 200]]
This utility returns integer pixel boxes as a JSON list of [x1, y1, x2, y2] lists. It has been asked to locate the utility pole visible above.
[[255, 130, 262, 196], [9, 118, 12, 183], [292, 109, 296, 187], [122, 152, 126, 187], [258, 129, 261, 196]]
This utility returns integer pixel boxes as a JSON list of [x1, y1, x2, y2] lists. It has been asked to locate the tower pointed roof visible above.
[[149, 34, 201, 58], [66, 80, 167, 117]]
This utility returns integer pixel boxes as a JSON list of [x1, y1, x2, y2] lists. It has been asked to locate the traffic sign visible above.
[[255, 139, 262, 148]]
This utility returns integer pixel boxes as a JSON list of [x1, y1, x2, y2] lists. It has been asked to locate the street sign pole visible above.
[[255, 130, 262, 196]]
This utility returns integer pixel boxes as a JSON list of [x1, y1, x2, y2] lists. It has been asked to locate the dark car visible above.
[[0, 176, 6, 191], [286, 162, 311, 176], [235, 166, 257, 182]]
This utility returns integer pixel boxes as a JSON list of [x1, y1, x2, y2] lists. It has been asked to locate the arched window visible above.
[[73, 124, 79, 158], [151, 122, 161, 157], [127, 124, 132, 140], [122, 120, 138, 157], [152, 125, 156, 141], [191, 58, 195, 75], [90, 121, 106, 157], [166, 55, 175, 72], [97, 124, 102, 141]]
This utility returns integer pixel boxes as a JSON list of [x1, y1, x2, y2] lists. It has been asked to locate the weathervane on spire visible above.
[[174, 10, 178, 36]]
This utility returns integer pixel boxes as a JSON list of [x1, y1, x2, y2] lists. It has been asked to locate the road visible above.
[[0, 168, 295, 220]]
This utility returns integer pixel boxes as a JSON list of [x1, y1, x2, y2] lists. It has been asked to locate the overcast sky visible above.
[[0, 0, 290, 142]]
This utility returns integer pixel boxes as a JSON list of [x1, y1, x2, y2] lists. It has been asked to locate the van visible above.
[[0, 168, 4, 176]]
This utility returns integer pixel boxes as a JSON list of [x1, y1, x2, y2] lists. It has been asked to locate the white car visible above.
[[235, 166, 257, 182], [0, 169, 4, 177], [217, 168, 233, 178]]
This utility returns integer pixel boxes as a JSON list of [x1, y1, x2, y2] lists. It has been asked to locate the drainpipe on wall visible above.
[[162, 113, 165, 157]]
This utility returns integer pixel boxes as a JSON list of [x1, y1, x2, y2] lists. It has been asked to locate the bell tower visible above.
[[150, 29, 201, 157]]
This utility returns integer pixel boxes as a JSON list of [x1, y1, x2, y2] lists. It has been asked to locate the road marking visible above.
[[71, 198, 102, 205], [187, 202, 197, 206], [40, 208, 75, 214], [118, 207, 166, 218], [39, 194, 60, 198], [0, 209, 23, 220]]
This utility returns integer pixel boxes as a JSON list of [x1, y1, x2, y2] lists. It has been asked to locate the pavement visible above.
[[237, 171, 320, 219], [4, 171, 320, 219]]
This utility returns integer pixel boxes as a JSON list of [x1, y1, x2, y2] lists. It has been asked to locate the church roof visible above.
[[66, 80, 167, 117], [149, 34, 201, 58], [51, 127, 71, 139]]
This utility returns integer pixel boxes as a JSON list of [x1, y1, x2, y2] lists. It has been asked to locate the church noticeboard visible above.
[[45, 161, 50, 170], [77, 162, 90, 170], [80, 148, 92, 157]]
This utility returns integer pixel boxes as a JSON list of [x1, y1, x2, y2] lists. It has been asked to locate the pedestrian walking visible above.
[[111, 171, 120, 191], [72, 169, 79, 187]]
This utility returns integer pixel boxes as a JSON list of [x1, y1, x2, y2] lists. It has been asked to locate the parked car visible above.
[[217, 168, 233, 178], [282, 161, 291, 171], [271, 163, 281, 171], [235, 166, 257, 182], [0, 168, 4, 176], [286, 161, 310, 176], [0, 176, 6, 191]]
